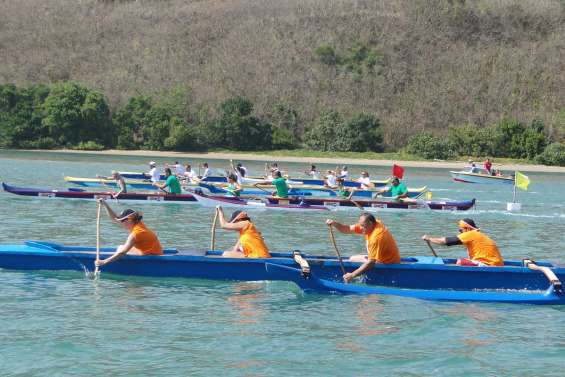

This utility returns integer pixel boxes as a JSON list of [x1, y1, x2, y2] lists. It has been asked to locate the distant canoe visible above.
[[450, 170, 514, 185], [198, 182, 428, 199], [2, 182, 197, 203], [118, 171, 390, 188], [192, 191, 476, 212]]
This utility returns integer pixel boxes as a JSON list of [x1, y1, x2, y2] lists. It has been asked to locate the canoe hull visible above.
[[1, 242, 564, 293], [192, 191, 476, 212], [2, 183, 197, 203], [265, 264, 565, 305]]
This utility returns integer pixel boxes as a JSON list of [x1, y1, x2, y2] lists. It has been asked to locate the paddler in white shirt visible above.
[[325, 170, 338, 189], [147, 161, 161, 183]]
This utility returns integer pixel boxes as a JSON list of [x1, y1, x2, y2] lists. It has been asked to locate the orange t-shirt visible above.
[[239, 222, 271, 258], [352, 222, 401, 264], [131, 222, 163, 255], [457, 230, 503, 266]]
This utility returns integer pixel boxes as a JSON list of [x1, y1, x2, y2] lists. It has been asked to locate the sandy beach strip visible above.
[[18, 149, 565, 173]]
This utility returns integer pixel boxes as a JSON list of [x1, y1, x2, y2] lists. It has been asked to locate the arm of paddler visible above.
[[422, 235, 461, 246], [344, 259, 376, 283], [98, 199, 120, 224], [217, 207, 247, 231], [95, 233, 135, 267], [325, 219, 355, 234]]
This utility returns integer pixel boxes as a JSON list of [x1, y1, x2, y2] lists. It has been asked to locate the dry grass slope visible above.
[[1, 0, 564, 147]]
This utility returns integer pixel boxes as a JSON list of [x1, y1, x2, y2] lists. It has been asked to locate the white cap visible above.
[[149, 161, 156, 166]]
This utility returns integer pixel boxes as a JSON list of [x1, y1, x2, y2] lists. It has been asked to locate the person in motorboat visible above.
[[215, 206, 271, 258], [95, 199, 163, 268], [225, 173, 242, 197], [326, 213, 401, 283], [421, 218, 504, 266], [147, 161, 161, 183], [376, 176, 408, 201], [484, 158, 493, 175], [154, 168, 181, 194]]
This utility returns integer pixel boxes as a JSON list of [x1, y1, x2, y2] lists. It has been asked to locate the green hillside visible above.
[[1, 0, 564, 151]]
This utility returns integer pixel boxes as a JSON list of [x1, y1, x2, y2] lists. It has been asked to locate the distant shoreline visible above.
[[8, 149, 565, 173]]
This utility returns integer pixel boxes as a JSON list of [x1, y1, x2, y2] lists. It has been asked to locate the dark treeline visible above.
[[0, 81, 383, 153], [1, 81, 565, 165]]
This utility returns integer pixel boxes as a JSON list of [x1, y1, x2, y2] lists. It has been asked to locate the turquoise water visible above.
[[0, 150, 564, 376]]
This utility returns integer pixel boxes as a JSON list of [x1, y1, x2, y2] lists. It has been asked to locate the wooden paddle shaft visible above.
[[328, 225, 346, 276], [425, 240, 438, 257], [210, 209, 219, 250], [95, 202, 101, 274]]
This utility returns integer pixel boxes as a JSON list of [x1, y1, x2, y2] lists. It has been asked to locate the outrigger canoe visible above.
[[2, 183, 198, 203], [450, 170, 514, 185], [2, 241, 565, 300], [198, 182, 428, 199], [265, 264, 565, 305], [191, 191, 476, 212], [118, 171, 390, 188]]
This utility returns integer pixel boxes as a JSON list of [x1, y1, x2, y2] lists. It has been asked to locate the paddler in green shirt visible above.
[[254, 170, 288, 198], [376, 177, 408, 201], [270, 171, 289, 198], [155, 167, 181, 194], [336, 177, 354, 199]]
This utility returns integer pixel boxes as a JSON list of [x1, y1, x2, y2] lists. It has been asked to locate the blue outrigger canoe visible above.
[[1, 241, 565, 304], [118, 171, 390, 188], [265, 264, 565, 305]]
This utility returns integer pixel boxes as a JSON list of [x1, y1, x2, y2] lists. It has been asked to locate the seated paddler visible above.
[[422, 218, 504, 267], [216, 206, 271, 258], [376, 176, 408, 201], [326, 213, 401, 283], [95, 199, 163, 268]]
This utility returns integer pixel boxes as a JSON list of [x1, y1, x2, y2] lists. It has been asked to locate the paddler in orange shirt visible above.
[[95, 199, 163, 268], [326, 213, 401, 283], [216, 206, 271, 258], [422, 218, 504, 266]]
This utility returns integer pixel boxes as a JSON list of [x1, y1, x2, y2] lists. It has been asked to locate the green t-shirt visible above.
[[226, 183, 240, 197], [390, 182, 407, 198], [166, 175, 181, 194], [337, 188, 349, 199], [272, 177, 288, 198]]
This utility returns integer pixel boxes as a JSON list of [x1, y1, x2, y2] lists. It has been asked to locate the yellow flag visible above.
[[515, 171, 530, 191]]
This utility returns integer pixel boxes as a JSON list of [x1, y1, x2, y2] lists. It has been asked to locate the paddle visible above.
[[327, 224, 347, 280], [253, 183, 272, 194], [94, 201, 102, 275], [424, 239, 439, 257], [210, 208, 219, 250]]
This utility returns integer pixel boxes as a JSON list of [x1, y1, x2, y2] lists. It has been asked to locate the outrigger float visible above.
[[0, 241, 564, 304], [3, 183, 475, 212]]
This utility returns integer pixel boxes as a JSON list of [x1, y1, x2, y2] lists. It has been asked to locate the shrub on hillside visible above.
[[74, 141, 105, 150], [42, 82, 112, 147], [535, 143, 565, 166], [0, 83, 51, 148], [266, 102, 301, 149], [211, 96, 272, 150], [447, 124, 495, 157], [307, 111, 383, 152], [406, 133, 455, 160]]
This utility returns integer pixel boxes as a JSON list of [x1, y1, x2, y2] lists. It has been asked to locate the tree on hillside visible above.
[[42, 82, 112, 147]]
